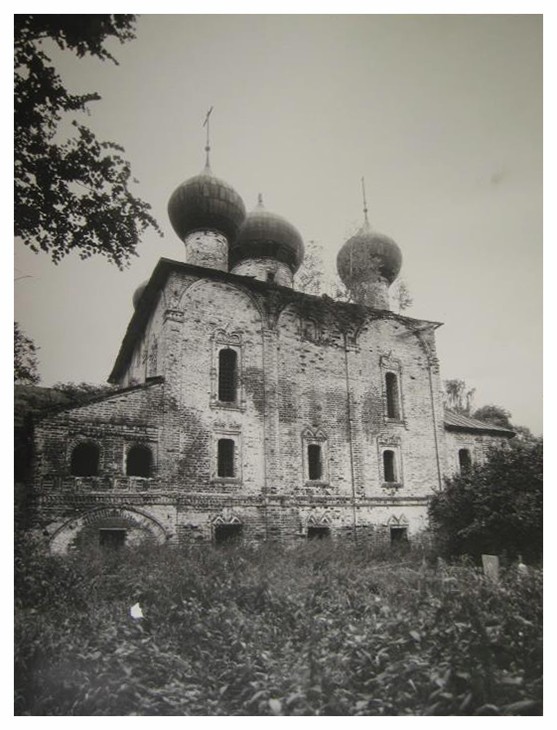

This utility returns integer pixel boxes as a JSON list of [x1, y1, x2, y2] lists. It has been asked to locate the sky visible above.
[[13, 13, 543, 433]]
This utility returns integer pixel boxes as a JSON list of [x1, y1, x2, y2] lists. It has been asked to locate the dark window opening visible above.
[[99, 528, 127, 549], [218, 348, 238, 402], [383, 450, 397, 483], [385, 372, 400, 419], [267, 272, 275, 283], [71, 443, 100, 477], [458, 448, 472, 474], [126, 445, 152, 477], [307, 526, 330, 540], [390, 526, 408, 544], [217, 439, 235, 478], [214, 523, 243, 544], [308, 443, 322, 480]]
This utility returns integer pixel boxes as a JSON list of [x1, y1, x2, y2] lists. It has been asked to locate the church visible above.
[[30, 143, 515, 553]]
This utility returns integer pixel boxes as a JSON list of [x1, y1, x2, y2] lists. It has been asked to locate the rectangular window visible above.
[[390, 526, 408, 544], [218, 348, 237, 402], [385, 372, 400, 419], [307, 443, 322, 480], [217, 438, 235, 478], [383, 450, 397, 483], [99, 528, 126, 549]]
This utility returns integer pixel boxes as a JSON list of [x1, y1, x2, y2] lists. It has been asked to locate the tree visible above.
[[443, 379, 475, 415], [15, 15, 161, 268], [14, 322, 40, 384], [429, 441, 543, 563], [472, 404, 513, 429]]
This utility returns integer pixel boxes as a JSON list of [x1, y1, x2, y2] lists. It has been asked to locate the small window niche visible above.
[[214, 523, 243, 544], [302, 428, 329, 484], [99, 528, 127, 550], [217, 438, 235, 478], [218, 348, 238, 403], [70, 442, 100, 477], [458, 448, 472, 475], [126, 445, 152, 478], [383, 449, 397, 483], [307, 525, 330, 540], [390, 526, 409, 546], [385, 371, 401, 420]]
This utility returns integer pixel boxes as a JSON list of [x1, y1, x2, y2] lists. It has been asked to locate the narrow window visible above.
[[390, 526, 408, 545], [307, 526, 330, 540], [383, 450, 397, 483], [308, 444, 322, 480], [126, 445, 152, 477], [218, 348, 237, 402], [71, 443, 100, 477], [385, 372, 400, 419], [458, 448, 472, 475], [99, 528, 127, 549], [217, 439, 235, 478], [266, 272, 275, 283], [214, 523, 243, 544]]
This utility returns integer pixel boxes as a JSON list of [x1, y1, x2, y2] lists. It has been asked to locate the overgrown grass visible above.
[[15, 538, 542, 716]]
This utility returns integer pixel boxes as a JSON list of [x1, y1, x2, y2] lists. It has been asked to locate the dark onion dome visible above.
[[132, 280, 148, 309], [229, 195, 304, 273], [337, 223, 402, 287], [167, 165, 246, 242]]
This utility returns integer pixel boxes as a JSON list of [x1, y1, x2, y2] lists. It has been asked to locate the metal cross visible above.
[[203, 106, 213, 169]]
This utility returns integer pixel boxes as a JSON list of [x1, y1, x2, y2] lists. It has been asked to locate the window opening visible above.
[[99, 528, 127, 549], [390, 526, 408, 544], [71, 443, 100, 477], [458, 448, 472, 475], [383, 450, 397, 483], [308, 444, 322, 480], [217, 439, 235, 478], [267, 272, 275, 283], [214, 523, 243, 544], [126, 445, 152, 477], [218, 348, 238, 402], [307, 526, 330, 540], [385, 372, 400, 419]]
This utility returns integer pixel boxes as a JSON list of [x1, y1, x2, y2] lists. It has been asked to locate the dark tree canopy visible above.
[[472, 404, 513, 429], [14, 15, 161, 268], [14, 322, 40, 384], [429, 441, 543, 563]]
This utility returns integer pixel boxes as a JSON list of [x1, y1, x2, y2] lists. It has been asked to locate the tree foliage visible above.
[[472, 404, 513, 429], [14, 322, 40, 384], [14, 15, 161, 268], [429, 441, 543, 563], [443, 379, 475, 415]]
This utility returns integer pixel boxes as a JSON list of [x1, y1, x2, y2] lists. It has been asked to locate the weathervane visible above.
[[203, 106, 213, 170]]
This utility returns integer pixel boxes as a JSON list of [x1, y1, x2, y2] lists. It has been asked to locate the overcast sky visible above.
[[14, 14, 542, 433]]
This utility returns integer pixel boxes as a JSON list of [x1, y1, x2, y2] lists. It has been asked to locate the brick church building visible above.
[[30, 152, 514, 552]]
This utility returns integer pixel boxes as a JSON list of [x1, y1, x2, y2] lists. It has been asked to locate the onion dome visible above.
[[337, 222, 402, 288], [229, 195, 304, 273], [132, 280, 148, 309], [167, 164, 246, 242]]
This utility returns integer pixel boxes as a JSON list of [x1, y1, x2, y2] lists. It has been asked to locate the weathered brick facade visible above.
[[30, 162, 514, 553]]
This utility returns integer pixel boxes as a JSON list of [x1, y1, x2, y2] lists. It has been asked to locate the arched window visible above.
[[217, 438, 235, 477], [385, 372, 400, 419], [70, 442, 100, 477], [307, 443, 322, 480], [383, 450, 397, 483], [218, 348, 238, 402], [126, 445, 152, 477], [458, 448, 472, 475]]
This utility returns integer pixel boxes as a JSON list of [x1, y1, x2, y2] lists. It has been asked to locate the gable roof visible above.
[[444, 409, 515, 437], [109, 257, 443, 383]]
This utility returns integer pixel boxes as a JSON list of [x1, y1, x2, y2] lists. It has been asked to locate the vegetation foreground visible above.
[[15, 539, 542, 716]]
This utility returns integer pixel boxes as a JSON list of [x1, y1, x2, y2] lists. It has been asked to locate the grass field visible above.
[[14, 538, 542, 716]]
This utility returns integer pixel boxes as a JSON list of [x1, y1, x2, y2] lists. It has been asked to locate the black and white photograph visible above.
[[13, 6, 543, 717]]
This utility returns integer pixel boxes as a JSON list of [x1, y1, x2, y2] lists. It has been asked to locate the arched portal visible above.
[[49, 506, 167, 555]]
